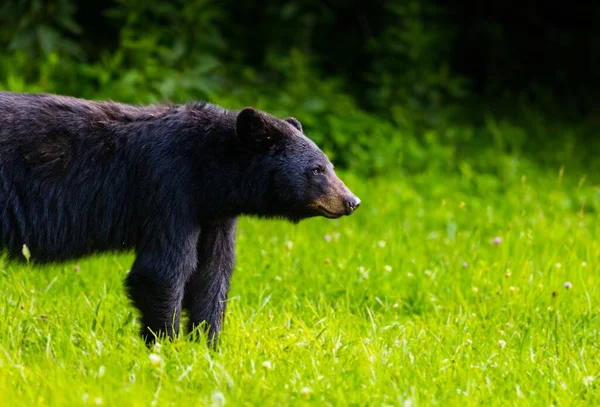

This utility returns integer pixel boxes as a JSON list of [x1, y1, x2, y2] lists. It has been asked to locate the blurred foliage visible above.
[[0, 0, 83, 58], [0, 0, 597, 177]]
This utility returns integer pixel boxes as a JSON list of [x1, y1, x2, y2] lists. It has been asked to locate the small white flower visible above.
[[324, 234, 332, 242], [498, 339, 506, 349], [211, 392, 226, 407], [148, 353, 162, 366], [377, 240, 386, 248], [300, 387, 312, 396], [556, 263, 562, 269], [384, 265, 392, 272], [582, 261, 588, 267], [94, 397, 103, 405], [564, 281, 572, 290], [584, 376, 595, 387], [285, 240, 293, 250], [262, 360, 272, 370]]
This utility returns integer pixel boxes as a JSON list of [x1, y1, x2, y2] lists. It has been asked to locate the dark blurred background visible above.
[[0, 0, 598, 176]]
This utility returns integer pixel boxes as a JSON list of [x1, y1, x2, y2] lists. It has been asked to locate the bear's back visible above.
[[0, 92, 177, 134], [0, 92, 162, 261]]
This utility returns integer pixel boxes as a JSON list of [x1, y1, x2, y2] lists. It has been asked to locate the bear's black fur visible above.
[[0, 92, 360, 345]]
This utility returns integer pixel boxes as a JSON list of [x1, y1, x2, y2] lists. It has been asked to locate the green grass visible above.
[[1, 166, 600, 406]]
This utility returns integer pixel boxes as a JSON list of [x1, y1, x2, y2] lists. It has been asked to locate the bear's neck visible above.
[[187, 108, 272, 220]]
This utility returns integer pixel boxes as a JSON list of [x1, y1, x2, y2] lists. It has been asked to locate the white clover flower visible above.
[[148, 353, 163, 366], [212, 392, 226, 407]]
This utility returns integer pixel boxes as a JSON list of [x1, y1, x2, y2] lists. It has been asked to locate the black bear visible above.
[[0, 92, 360, 345]]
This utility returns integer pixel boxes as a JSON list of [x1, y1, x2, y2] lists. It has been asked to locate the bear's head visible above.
[[236, 107, 360, 222]]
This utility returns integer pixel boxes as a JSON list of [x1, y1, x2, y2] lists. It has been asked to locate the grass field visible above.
[[1, 165, 599, 406]]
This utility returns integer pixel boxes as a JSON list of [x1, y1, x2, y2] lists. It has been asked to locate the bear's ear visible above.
[[236, 107, 276, 148], [284, 117, 302, 133]]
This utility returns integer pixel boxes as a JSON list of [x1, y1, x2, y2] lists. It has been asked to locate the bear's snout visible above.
[[312, 191, 360, 218], [345, 195, 361, 215], [311, 172, 360, 219]]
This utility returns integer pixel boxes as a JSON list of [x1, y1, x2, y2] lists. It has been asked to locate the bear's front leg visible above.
[[183, 218, 237, 346], [126, 233, 198, 345]]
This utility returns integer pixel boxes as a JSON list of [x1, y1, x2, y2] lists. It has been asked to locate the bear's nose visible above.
[[345, 196, 361, 215]]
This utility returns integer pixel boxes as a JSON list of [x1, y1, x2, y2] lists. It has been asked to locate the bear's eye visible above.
[[311, 167, 324, 176]]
